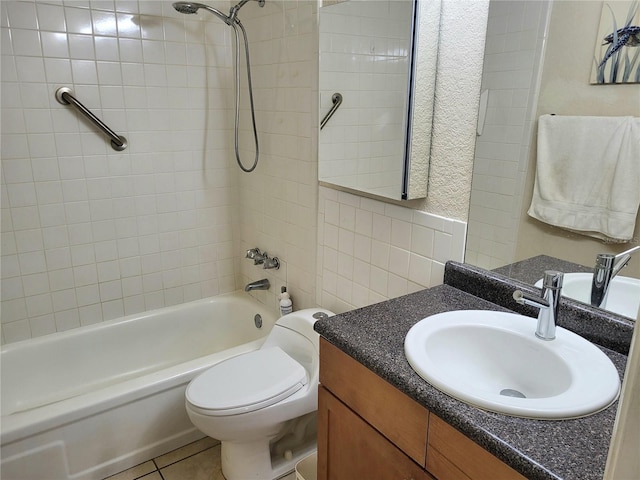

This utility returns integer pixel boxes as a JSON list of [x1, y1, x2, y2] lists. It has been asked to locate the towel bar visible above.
[[55, 87, 128, 151]]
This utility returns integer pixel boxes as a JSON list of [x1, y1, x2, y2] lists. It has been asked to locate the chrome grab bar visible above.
[[320, 92, 343, 130], [55, 87, 128, 151]]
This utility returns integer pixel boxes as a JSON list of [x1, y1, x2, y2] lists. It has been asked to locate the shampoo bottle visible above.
[[279, 286, 292, 316]]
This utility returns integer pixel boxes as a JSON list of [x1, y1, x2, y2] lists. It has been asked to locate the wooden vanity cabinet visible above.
[[319, 386, 435, 480], [318, 338, 526, 480]]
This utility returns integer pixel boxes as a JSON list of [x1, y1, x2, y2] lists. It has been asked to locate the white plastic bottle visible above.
[[279, 286, 292, 316]]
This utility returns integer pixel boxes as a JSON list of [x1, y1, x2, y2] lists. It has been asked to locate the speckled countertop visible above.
[[492, 254, 592, 285], [314, 261, 632, 480]]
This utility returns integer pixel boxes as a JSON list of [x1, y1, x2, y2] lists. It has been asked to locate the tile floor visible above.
[[104, 437, 297, 480]]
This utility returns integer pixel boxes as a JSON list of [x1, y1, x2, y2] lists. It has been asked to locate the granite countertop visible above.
[[314, 262, 632, 480], [492, 254, 592, 285]]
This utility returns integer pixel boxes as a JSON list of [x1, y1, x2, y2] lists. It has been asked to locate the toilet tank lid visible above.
[[186, 347, 307, 414]]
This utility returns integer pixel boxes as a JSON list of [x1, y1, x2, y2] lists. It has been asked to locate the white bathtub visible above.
[[1, 292, 278, 480]]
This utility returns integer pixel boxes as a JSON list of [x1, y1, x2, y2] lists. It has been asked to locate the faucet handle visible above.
[[246, 248, 262, 260], [541, 270, 563, 290], [253, 251, 267, 265], [594, 253, 616, 271], [263, 256, 280, 270]]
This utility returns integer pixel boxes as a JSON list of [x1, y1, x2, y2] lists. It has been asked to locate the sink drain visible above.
[[500, 388, 526, 398]]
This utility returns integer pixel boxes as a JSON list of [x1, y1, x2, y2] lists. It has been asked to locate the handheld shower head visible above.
[[172, 0, 266, 173], [172, 2, 203, 14], [172, 2, 231, 24]]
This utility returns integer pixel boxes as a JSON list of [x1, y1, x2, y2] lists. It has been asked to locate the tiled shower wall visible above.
[[233, 0, 319, 313], [1, 0, 239, 343], [464, 0, 550, 270]]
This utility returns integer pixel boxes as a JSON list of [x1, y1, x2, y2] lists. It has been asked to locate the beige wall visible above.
[[515, 1, 640, 277]]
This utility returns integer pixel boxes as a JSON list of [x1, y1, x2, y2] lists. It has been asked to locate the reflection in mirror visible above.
[[465, 0, 640, 318], [318, 0, 439, 201]]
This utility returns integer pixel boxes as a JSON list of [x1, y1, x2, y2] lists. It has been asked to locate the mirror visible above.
[[318, 0, 440, 201], [465, 0, 640, 317]]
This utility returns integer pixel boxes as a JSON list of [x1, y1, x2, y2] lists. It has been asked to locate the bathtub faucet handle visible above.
[[263, 255, 280, 270], [245, 248, 262, 261], [246, 248, 267, 265]]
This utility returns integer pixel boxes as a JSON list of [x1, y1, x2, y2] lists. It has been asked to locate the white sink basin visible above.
[[404, 310, 620, 419], [535, 273, 640, 319]]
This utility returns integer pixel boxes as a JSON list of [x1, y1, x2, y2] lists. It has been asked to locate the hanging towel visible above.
[[528, 114, 640, 242]]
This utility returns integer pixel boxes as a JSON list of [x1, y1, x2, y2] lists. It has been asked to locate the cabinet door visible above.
[[318, 386, 434, 480], [320, 339, 429, 466], [427, 415, 526, 480]]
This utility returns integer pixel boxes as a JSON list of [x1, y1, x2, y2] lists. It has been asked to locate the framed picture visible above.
[[591, 0, 640, 84]]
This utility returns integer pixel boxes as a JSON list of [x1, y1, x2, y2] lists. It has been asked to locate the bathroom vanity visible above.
[[314, 261, 633, 480], [318, 339, 525, 479]]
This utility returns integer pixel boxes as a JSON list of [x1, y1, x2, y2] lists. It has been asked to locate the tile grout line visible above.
[[152, 442, 220, 472]]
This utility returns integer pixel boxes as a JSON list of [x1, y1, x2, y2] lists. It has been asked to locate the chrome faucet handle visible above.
[[245, 248, 262, 260], [263, 255, 280, 270], [253, 251, 267, 265], [246, 248, 267, 265], [541, 270, 564, 291], [611, 245, 640, 274]]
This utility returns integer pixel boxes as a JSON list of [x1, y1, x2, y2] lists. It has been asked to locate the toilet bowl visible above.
[[185, 308, 333, 480]]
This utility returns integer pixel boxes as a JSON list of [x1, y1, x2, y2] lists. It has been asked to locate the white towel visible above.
[[528, 114, 640, 242]]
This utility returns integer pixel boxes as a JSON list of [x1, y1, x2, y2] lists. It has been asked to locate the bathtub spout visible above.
[[245, 278, 270, 292]]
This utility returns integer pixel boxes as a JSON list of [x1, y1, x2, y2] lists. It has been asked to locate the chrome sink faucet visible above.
[[513, 270, 564, 341], [591, 245, 640, 308]]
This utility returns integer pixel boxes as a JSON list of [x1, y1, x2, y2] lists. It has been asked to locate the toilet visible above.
[[185, 308, 333, 480]]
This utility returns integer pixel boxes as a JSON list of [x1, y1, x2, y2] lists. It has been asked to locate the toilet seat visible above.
[[186, 347, 307, 416]]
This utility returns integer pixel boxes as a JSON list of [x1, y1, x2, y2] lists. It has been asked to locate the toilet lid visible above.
[[186, 347, 307, 416]]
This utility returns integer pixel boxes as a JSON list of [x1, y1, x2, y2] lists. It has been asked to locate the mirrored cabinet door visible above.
[[318, 0, 441, 201]]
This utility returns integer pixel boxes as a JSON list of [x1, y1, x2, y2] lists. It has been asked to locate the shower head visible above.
[[172, 2, 204, 14], [173, 1, 265, 25], [172, 2, 232, 24]]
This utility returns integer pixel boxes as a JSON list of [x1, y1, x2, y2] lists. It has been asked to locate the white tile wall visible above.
[[465, 0, 550, 270], [232, 0, 320, 314], [317, 186, 466, 314], [1, 0, 239, 343]]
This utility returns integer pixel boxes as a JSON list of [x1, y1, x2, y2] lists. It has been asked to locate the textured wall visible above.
[[419, 0, 489, 222], [406, 0, 441, 200]]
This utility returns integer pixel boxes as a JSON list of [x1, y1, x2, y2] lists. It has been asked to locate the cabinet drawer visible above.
[[319, 338, 429, 466], [427, 415, 526, 480], [318, 386, 434, 480]]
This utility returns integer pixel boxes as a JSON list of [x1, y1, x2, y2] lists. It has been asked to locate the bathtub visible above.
[[1, 292, 278, 480]]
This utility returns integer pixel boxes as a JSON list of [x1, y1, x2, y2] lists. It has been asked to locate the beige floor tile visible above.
[[138, 473, 163, 480], [160, 446, 224, 480], [103, 461, 156, 480], [154, 436, 219, 469]]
